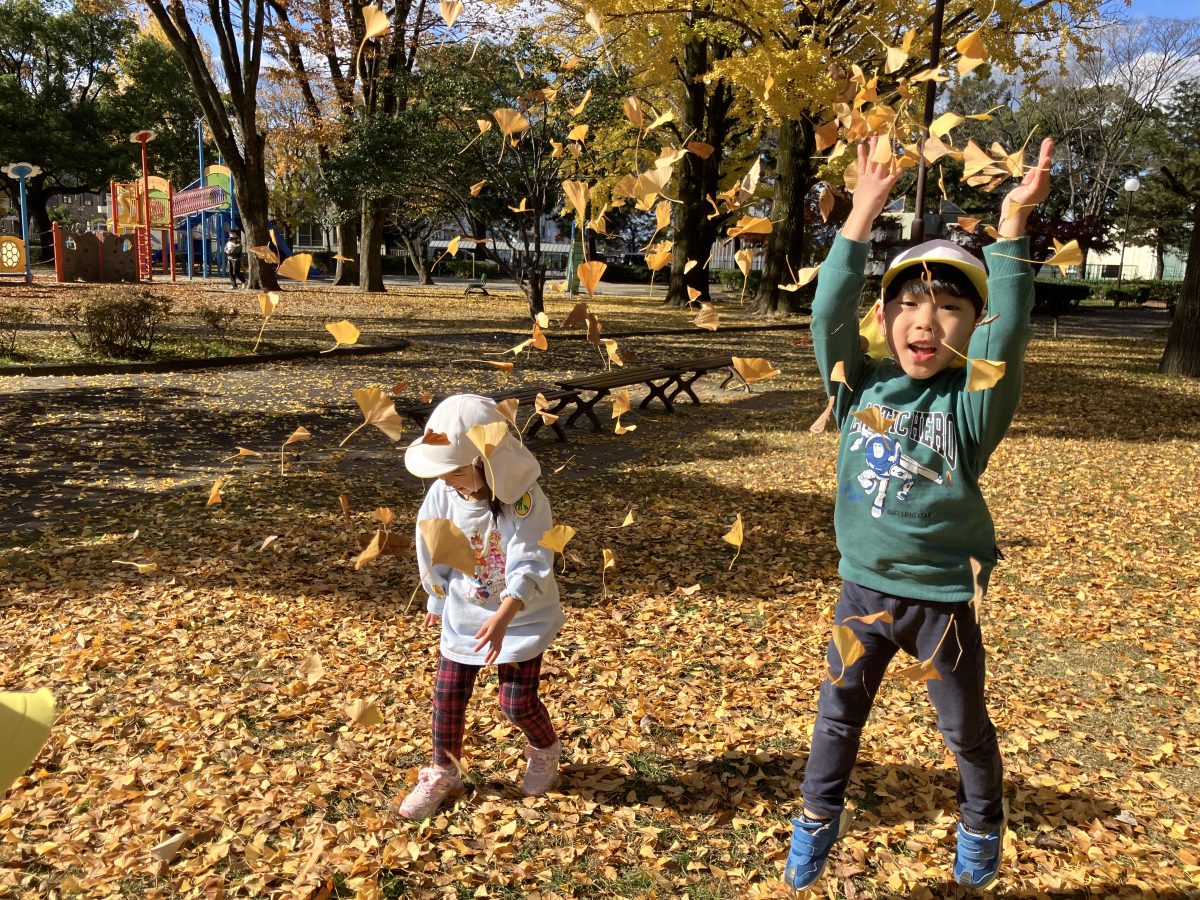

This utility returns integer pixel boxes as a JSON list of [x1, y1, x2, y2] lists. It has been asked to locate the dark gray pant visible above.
[[801, 580, 1004, 831]]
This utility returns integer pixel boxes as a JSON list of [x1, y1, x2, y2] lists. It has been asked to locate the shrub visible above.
[[197, 300, 239, 334], [1032, 281, 1090, 315], [65, 287, 171, 359], [600, 261, 652, 284], [714, 268, 762, 295], [0, 304, 34, 357]]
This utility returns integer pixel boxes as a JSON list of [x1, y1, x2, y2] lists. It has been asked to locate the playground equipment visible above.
[[1, 161, 39, 284]]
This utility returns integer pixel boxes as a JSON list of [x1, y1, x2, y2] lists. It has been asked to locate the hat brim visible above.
[[0, 689, 56, 793], [880, 257, 989, 307], [403, 439, 474, 479]]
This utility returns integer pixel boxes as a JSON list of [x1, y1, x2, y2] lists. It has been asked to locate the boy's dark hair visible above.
[[884, 262, 983, 315]]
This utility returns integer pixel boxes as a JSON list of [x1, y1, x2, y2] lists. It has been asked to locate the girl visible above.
[[399, 394, 565, 820]]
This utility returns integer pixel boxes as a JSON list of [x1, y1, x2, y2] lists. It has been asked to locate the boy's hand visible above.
[[841, 136, 904, 242], [998, 137, 1054, 239]]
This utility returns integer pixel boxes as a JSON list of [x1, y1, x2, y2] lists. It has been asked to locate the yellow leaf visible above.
[[614, 417, 636, 435], [584, 7, 602, 34], [345, 698, 384, 727], [602, 338, 623, 367], [647, 110, 675, 131], [114, 560, 158, 574], [622, 96, 645, 128], [577, 260, 606, 295], [851, 407, 897, 435], [693, 303, 719, 331], [539, 525, 576, 553], [469, 180, 486, 197], [562, 180, 589, 229], [325, 319, 360, 348], [967, 358, 1006, 392], [446, 236, 461, 257], [929, 112, 964, 140], [956, 216, 981, 234], [731, 357, 780, 384], [830, 360, 851, 389], [508, 198, 531, 214], [611, 389, 632, 418], [686, 286, 702, 303], [956, 27, 986, 60], [438, 0, 462, 28], [686, 141, 715, 159], [958, 55, 986, 76], [362, 6, 390, 40], [619, 509, 634, 527], [277, 253, 313, 282], [829, 624, 865, 684], [467, 421, 508, 460], [494, 398, 520, 431], [1046, 238, 1082, 276], [283, 426, 311, 447], [354, 530, 384, 569], [814, 120, 839, 153], [570, 89, 592, 117], [892, 657, 942, 682], [602, 548, 616, 569], [726, 216, 772, 238], [645, 245, 672, 271], [493, 108, 530, 137], [859, 302, 889, 360], [567, 123, 589, 142], [206, 476, 225, 507], [419, 518, 479, 576], [722, 513, 743, 569], [683, 260, 699, 274], [735, 248, 753, 279], [842, 611, 895, 625], [250, 245, 279, 265], [258, 291, 280, 317], [349, 387, 406, 441]]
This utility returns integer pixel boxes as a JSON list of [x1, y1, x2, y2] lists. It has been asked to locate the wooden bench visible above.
[[464, 272, 489, 295], [397, 386, 579, 442], [554, 355, 742, 431]]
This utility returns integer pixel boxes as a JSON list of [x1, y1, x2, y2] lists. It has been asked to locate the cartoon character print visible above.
[[465, 526, 506, 606], [850, 430, 944, 519]]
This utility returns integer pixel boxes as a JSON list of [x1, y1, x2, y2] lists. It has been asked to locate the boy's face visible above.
[[440, 463, 487, 499], [878, 290, 980, 379]]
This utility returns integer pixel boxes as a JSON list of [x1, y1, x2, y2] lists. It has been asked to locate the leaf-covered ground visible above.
[[2, 286, 1198, 899]]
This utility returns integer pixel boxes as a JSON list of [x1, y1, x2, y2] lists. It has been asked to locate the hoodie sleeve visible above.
[[962, 236, 1034, 469], [811, 235, 873, 427], [501, 483, 557, 613], [414, 483, 453, 615]]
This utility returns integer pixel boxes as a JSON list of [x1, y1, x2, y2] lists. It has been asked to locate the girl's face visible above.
[[441, 462, 488, 499], [878, 291, 980, 380]]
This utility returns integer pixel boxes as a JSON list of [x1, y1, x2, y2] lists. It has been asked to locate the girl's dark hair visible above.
[[884, 262, 983, 315]]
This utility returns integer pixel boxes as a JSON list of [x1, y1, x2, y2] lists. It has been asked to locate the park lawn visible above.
[[1, 287, 1199, 899]]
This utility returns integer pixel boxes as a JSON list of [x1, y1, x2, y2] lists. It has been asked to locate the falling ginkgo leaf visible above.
[[467, 421, 509, 496], [276, 253, 312, 282], [438, 0, 463, 28], [114, 560, 158, 574], [970, 556, 985, 624], [1046, 238, 1082, 276], [206, 476, 225, 507], [539, 524, 576, 554], [298, 653, 324, 685], [259, 535, 279, 552], [611, 389, 632, 419], [324, 320, 360, 351], [344, 698, 384, 727], [149, 832, 192, 864], [570, 89, 593, 117], [694, 304, 719, 331], [577, 260, 606, 296], [418, 518, 478, 576], [601, 548, 615, 598], [601, 338, 623, 368], [354, 530, 384, 570], [470, 180, 486, 197], [341, 387, 406, 446], [842, 611, 895, 626], [722, 513, 744, 569], [851, 407, 897, 435], [830, 360, 850, 389], [967, 358, 1007, 392], [252, 291, 281, 352], [829, 624, 865, 685], [280, 426, 311, 475], [732, 357, 780, 384], [614, 418, 636, 435]]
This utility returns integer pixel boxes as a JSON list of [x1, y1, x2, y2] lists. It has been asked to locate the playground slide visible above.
[[268, 222, 321, 276]]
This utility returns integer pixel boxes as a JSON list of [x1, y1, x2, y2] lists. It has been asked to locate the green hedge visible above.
[[1033, 281, 1090, 315]]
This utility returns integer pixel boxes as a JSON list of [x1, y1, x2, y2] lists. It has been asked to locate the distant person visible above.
[[224, 230, 246, 289], [398, 394, 565, 820], [784, 136, 1056, 893]]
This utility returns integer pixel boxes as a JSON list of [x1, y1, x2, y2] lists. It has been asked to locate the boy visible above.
[[786, 136, 1054, 892]]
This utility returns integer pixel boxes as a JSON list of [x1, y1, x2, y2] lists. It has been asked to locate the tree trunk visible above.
[[334, 219, 359, 285], [401, 235, 434, 285], [664, 37, 730, 307], [1154, 234, 1165, 281], [233, 146, 280, 291], [359, 197, 386, 292], [1159, 198, 1200, 377], [754, 118, 814, 316], [25, 179, 53, 264]]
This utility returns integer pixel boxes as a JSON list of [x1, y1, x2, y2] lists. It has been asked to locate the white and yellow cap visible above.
[[880, 239, 988, 307], [403, 394, 541, 504]]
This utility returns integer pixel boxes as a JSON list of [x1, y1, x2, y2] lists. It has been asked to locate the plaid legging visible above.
[[432, 653, 557, 766]]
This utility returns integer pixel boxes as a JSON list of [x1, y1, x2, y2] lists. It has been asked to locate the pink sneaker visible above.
[[523, 740, 561, 796], [398, 766, 463, 820]]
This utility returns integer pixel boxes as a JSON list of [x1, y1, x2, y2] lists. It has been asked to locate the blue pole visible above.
[[198, 119, 208, 278], [18, 175, 31, 284]]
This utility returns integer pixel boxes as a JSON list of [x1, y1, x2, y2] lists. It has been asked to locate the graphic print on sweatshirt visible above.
[[466, 527, 506, 605], [849, 403, 955, 519]]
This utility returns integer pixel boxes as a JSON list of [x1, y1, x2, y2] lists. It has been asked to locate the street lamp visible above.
[[1, 161, 42, 284], [1116, 176, 1140, 293]]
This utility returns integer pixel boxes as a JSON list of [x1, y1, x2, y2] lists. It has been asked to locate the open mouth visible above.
[[908, 343, 937, 363]]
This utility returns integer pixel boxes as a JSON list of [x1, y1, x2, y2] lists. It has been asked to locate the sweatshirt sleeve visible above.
[[502, 484, 557, 613], [811, 235, 873, 427], [963, 237, 1035, 468], [414, 484, 453, 615]]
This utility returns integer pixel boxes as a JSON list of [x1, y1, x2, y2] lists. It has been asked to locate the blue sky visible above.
[[1120, 0, 1199, 18]]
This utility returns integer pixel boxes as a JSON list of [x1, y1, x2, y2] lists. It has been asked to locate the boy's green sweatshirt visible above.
[[810, 234, 1033, 602]]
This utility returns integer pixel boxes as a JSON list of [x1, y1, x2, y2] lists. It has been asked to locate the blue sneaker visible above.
[[954, 820, 1004, 890], [784, 809, 852, 891]]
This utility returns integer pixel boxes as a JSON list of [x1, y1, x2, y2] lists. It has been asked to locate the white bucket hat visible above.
[[1, 689, 56, 794], [881, 239, 989, 308], [403, 394, 541, 504]]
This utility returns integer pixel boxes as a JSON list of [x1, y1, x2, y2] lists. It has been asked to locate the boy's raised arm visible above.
[[964, 137, 1054, 466], [812, 138, 901, 400]]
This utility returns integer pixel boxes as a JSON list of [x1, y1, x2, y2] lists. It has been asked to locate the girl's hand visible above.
[[841, 136, 904, 242], [473, 612, 510, 665], [998, 137, 1054, 239], [424, 612, 440, 628]]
